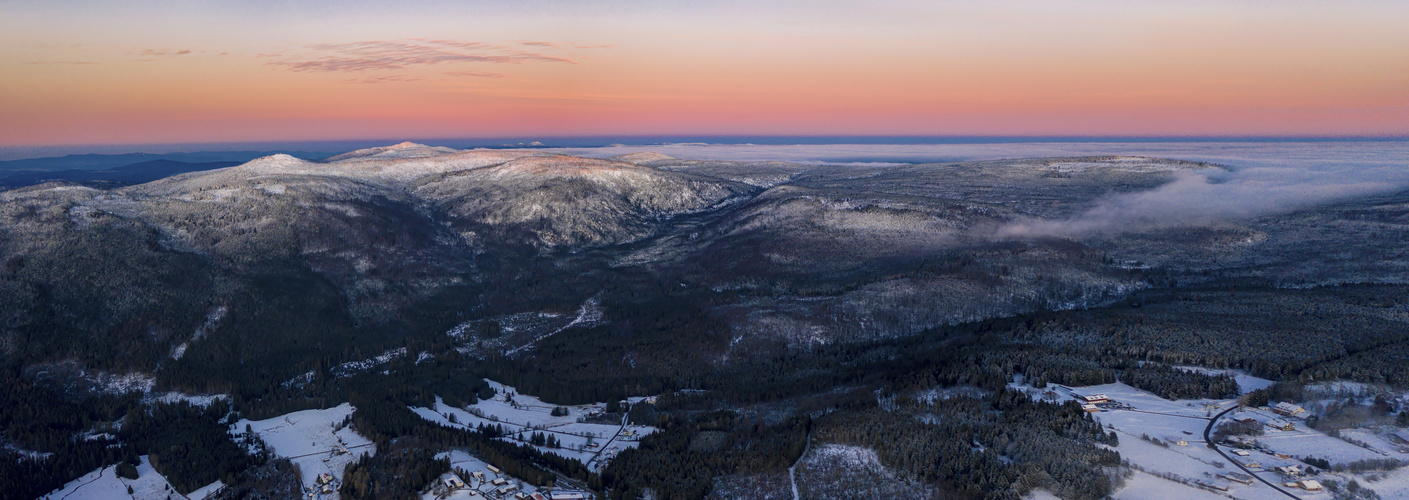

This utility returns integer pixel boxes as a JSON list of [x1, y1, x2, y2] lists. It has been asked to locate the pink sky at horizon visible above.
[[2, 0, 1406, 147]]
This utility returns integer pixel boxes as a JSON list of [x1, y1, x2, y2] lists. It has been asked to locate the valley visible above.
[[2, 143, 1407, 500]]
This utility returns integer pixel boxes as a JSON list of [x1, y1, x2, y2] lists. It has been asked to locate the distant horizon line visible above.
[[2, 134, 1407, 162]]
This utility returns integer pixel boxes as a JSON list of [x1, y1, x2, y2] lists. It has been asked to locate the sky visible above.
[[2, 0, 1407, 147]]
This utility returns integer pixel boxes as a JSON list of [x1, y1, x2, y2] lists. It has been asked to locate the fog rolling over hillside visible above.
[[5, 142, 1409, 500]]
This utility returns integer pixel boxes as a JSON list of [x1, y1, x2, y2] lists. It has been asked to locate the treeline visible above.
[[813, 389, 1120, 500], [346, 395, 599, 489], [1121, 364, 1239, 400], [0, 368, 137, 500], [235, 348, 491, 420], [602, 411, 809, 500], [1037, 285, 1409, 390], [119, 400, 260, 494], [341, 440, 449, 500], [475, 294, 732, 405]]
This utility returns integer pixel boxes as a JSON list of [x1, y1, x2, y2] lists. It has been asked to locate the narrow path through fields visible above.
[[788, 429, 811, 500]]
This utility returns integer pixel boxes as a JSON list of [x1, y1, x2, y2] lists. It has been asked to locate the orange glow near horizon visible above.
[[2, 1, 1407, 146]]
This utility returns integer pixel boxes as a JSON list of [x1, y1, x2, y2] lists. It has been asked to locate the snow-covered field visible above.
[[43, 456, 222, 500], [1014, 374, 1409, 500], [1112, 470, 1228, 500], [230, 403, 374, 497], [411, 380, 656, 469]]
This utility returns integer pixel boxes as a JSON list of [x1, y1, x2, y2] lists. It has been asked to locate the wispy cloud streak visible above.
[[271, 39, 576, 73], [138, 48, 191, 57]]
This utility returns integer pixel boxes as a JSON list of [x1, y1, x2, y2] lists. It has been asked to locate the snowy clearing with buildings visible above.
[[1014, 373, 1409, 499], [230, 403, 375, 498], [412, 379, 658, 472]]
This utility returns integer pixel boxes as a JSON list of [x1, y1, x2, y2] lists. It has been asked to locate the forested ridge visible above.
[[4, 150, 1409, 498]]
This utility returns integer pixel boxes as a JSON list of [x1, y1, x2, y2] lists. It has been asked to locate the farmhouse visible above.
[[1081, 394, 1109, 404], [1286, 480, 1323, 491], [1221, 472, 1254, 484], [1273, 402, 1307, 418], [1274, 465, 1304, 476]]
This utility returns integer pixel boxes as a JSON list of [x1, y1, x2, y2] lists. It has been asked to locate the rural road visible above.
[[1203, 406, 1300, 500]]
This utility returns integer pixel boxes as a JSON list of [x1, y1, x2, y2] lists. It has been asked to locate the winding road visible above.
[[1203, 406, 1300, 500]]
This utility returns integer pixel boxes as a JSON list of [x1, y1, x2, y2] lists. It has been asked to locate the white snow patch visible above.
[[504, 297, 604, 356], [332, 347, 407, 377], [44, 456, 180, 500], [173, 306, 228, 360], [410, 379, 656, 470], [1112, 469, 1229, 500], [230, 403, 375, 494], [95, 371, 157, 395]]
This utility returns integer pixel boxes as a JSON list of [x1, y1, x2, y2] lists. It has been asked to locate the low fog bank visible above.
[[564, 141, 1409, 237], [999, 164, 1408, 238]]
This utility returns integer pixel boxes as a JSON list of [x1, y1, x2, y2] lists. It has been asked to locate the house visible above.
[[550, 493, 587, 500], [532, 493, 549, 500], [498, 484, 518, 494], [1082, 394, 1110, 404], [1081, 404, 1100, 413], [317, 473, 335, 485], [515, 493, 529, 500], [492, 478, 508, 486], [472, 470, 484, 478], [1297, 480, 1323, 491], [1273, 402, 1307, 417], [487, 465, 502, 474], [1242, 461, 1261, 469], [1275, 465, 1303, 476], [1266, 420, 1295, 431], [1222, 472, 1254, 484], [321, 484, 335, 494], [444, 476, 466, 489], [1233, 450, 1252, 457]]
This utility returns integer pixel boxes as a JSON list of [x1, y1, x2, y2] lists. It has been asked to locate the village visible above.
[[1019, 371, 1409, 500], [40, 378, 657, 500]]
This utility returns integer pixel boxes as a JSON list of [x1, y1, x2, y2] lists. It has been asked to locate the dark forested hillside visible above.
[[5, 147, 1409, 499]]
